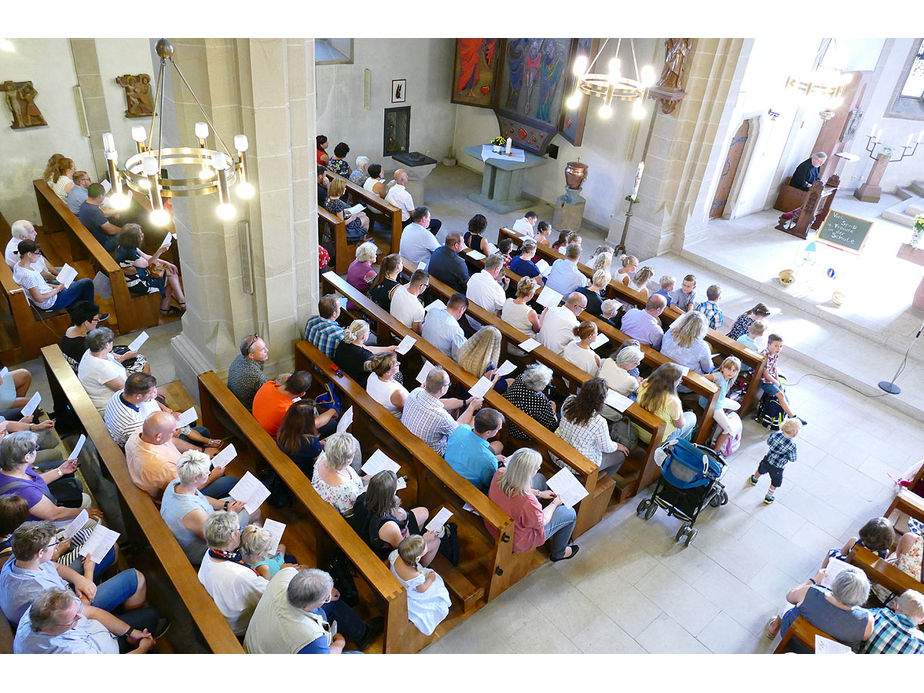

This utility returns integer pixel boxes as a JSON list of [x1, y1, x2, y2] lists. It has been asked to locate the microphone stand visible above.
[[878, 317, 924, 395]]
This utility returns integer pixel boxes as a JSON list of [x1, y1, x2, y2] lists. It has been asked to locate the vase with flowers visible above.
[[490, 136, 506, 153], [912, 215, 924, 249]]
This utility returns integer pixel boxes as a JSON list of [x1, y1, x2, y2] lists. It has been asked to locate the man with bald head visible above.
[[537, 291, 587, 354], [385, 168, 441, 233], [621, 293, 667, 349], [125, 411, 233, 499]]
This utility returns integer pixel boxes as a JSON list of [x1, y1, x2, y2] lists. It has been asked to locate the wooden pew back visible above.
[[317, 207, 352, 274], [773, 615, 832, 653], [324, 170, 402, 255]]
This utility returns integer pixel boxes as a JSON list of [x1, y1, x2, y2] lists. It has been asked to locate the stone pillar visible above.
[[854, 153, 889, 202], [68, 39, 111, 179], [168, 39, 320, 399], [608, 38, 745, 259]]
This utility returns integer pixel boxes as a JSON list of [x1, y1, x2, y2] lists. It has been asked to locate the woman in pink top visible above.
[[486, 448, 578, 561], [346, 242, 378, 311]]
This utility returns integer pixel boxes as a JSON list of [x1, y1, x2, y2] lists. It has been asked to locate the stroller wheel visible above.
[[709, 494, 723, 508], [675, 524, 689, 543], [684, 528, 698, 547], [636, 499, 650, 516], [720, 490, 729, 505], [644, 503, 657, 520]]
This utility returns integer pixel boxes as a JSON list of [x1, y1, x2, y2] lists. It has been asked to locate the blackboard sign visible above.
[[817, 210, 873, 254]]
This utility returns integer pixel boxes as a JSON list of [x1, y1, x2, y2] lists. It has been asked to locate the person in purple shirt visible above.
[[345, 242, 378, 310], [620, 294, 667, 349]]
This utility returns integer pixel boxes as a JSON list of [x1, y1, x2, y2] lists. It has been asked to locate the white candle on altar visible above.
[[917, 129, 924, 143], [906, 133, 914, 148], [505, 137, 512, 155], [632, 161, 645, 198]]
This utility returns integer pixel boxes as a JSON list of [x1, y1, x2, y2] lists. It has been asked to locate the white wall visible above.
[[315, 38, 457, 166], [451, 38, 660, 229]]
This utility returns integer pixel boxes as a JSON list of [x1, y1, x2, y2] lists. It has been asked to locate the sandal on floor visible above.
[[550, 545, 580, 562], [766, 615, 781, 639], [160, 306, 184, 316]]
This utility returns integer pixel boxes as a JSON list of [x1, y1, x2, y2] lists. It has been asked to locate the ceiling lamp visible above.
[[101, 38, 253, 226], [785, 66, 852, 100], [565, 38, 657, 119]]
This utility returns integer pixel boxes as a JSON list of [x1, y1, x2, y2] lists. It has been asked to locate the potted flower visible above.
[[912, 215, 924, 249], [490, 136, 506, 153]]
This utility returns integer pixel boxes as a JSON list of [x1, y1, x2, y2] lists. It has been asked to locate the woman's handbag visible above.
[[438, 521, 460, 566]]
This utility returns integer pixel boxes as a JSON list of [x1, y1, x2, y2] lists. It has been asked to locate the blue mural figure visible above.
[[522, 39, 544, 115], [536, 41, 564, 122], [505, 39, 526, 110]]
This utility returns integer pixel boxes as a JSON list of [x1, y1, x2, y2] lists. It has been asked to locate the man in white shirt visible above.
[[422, 293, 468, 359], [538, 292, 587, 354], [511, 210, 538, 237], [544, 243, 587, 296], [398, 207, 440, 265], [466, 254, 509, 315], [5, 219, 59, 278], [386, 169, 442, 233], [390, 269, 429, 333]]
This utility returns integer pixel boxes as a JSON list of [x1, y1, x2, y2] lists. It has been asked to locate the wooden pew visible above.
[[773, 615, 832, 654], [400, 256, 673, 502], [40, 345, 244, 653], [847, 545, 924, 599], [317, 207, 353, 275], [320, 270, 637, 536], [197, 371, 446, 653], [293, 340, 536, 611], [323, 170, 402, 256], [498, 227, 767, 415], [886, 488, 924, 521], [32, 179, 163, 335], [0, 601, 12, 654]]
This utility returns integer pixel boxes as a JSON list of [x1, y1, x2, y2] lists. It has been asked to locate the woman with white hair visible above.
[[599, 343, 644, 396], [346, 241, 379, 310], [198, 511, 268, 635], [659, 310, 713, 387], [77, 327, 127, 413], [311, 432, 367, 516], [160, 451, 248, 565], [5, 219, 59, 280], [334, 320, 398, 388], [767, 566, 873, 651], [486, 448, 578, 562], [349, 155, 370, 187], [503, 364, 557, 440]]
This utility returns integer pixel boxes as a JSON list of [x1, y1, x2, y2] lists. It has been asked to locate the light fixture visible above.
[[99, 38, 254, 226], [566, 38, 655, 120], [785, 41, 853, 121], [0, 38, 14, 53]]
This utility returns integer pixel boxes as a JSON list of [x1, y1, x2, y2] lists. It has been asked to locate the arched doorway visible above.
[[710, 120, 750, 219]]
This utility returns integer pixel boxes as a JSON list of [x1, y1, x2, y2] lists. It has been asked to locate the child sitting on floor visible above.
[[695, 284, 724, 330], [389, 534, 451, 636], [749, 417, 801, 504]]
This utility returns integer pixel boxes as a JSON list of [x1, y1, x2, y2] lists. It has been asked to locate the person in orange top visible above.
[[252, 371, 336, 439]]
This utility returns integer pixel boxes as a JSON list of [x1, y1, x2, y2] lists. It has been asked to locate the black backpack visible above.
[[755, 392, 785, 431]]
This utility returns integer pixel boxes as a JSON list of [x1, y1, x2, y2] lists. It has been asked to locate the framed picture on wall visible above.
[[392, 79, 406, 103], [451, 39, 504, 108]]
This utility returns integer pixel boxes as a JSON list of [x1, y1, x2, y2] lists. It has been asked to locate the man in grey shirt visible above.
[[421, 293, 469, 360], [65, 171, 92, 214], [227, 334, 269, 410]]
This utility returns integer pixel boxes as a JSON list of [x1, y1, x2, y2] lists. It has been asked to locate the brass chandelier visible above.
[[565, 38, 657, 120], [101, 38, 254, 226]]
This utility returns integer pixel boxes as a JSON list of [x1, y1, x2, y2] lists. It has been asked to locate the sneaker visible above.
[[748, 475, 759, 486], [97, 313, 110, 322], [356, 616, 385, 650], [763, 493, 775, 504]]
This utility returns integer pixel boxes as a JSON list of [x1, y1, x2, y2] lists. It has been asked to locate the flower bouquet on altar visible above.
[[489, 136, 506, 153], [912, 215, 924, 249]]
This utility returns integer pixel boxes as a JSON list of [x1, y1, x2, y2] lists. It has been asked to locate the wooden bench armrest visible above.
[[774, 615, 831, 653], [848, 544, 924, 596]]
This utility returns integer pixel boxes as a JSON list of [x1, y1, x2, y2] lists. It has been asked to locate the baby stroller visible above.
[[635, 439, 728, 546]]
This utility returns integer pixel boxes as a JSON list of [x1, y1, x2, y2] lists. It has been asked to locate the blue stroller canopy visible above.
[[660, 439, 724, 489]]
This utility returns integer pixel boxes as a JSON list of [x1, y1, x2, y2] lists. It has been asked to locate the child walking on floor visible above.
[[750, 418, 801, 504]]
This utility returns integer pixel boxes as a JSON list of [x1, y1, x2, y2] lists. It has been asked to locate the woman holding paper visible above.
[[60, 302, 148, 375], [659, 311, 713, 385], [464, 214, 491, 256], [77, 328, 127, 413], [13, 240, 95, 312], [555, 378, 628, 476], [635, 363, 697, 444], [364, 353, 408, 417], [311, 433, 367, 516], [486, 448, 578, 562], [276, 400, 326, 476], [115, 224, 186, 316], [324, 178, 368, 243], [502, 277, 543, 334]]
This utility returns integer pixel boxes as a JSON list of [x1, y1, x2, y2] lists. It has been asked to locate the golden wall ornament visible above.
[[115, 73, 154, 118], [0, 80, 47, 129]]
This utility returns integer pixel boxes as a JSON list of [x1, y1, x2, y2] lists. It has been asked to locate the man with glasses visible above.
[[227, 333, 269, 410]]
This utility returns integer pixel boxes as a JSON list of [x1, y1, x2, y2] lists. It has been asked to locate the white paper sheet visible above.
[[535, 259, 551, 277], [467, 376, 493, 399], [346, 203, 365, 215], [678, 365, 690, 377], [127, 331, 149, 352], [820, 557, 852, 589], [62, 509, 89, 540], [590, 333, 609, 350], [604, 389, 632, 413], [485, 242, 498, 256], [159, 234, 172, 249], [466, 249, 485, 261], [262, 518, 286, 555], [518, 338, 540, 353], [535, 287, 563, 309], [0, 367, 8, 381], [100, 179, 112, 194], [210, 443, 238, 469], [416, 360, 436, 384], [425, 507, 453, 534], [171, 233, 178, 241], [21, 392, 41, 418], [546, 468, 590, 509], [69, 434, 86, 461], [174, 407, 197, 429], [462, 502, 480, 516], [362, 449, 401, 476], [56, 264, 78, 288], [815, 635, 853, 654], [78, 524, 120, 563], [229, 471, 272, 513], [425, 299, 446, 313], [396, 334, 416, 355], [337, 406, 354, 433], [495, 361, 516, 377], [396, 476, 407, 491]]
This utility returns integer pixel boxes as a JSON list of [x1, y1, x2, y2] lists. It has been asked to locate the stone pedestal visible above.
[[854, 153, 889, 203], [553, 190, 585, 231], [390, 152, 437, 206], [463, 145, 547, 214]]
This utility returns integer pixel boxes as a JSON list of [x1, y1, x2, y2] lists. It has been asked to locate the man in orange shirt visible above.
[[251, 371, 316, 438]]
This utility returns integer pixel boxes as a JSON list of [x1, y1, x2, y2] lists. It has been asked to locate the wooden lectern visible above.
[[775, 176, 840, 239]]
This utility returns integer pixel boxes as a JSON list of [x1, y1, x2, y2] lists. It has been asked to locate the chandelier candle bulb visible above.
[[194, 121, 209, 140], [131, 126, 146, 143], [141, 155, 159, 177], [572, 54, 588, 77], [599, 103, 613, 119], [211, 151, 228, 170], [234, 134, 248, 152], [608, 57, 621, 80]]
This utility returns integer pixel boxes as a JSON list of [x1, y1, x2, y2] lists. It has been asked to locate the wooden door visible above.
[[710, 120, 750, 219]]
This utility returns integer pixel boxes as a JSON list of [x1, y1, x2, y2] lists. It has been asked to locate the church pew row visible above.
[[40, 345, 244, 653], [885, 488, 924, 524], [399, 256, 675, 503], [318, 207, 352, 275], [497, 227, 767, 415], [33, 179, 163, 335], [323, 169, 403, 257], [847, 545, 924, 600], [453, 248, 722, 451], [293, 340, 540, 610], [772, 615, 832, 654], [319, 270, 638, 536]]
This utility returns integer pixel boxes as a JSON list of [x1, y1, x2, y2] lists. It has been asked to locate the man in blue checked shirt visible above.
[[859, 590, 924, 654], [304, 294, 345, 359]]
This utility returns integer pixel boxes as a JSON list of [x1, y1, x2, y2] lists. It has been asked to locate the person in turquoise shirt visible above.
[[443, 409, 505, 492]]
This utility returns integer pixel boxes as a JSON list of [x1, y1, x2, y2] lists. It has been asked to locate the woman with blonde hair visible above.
[[502, 276, 542, 334], [456, 326, 511, 396], [660, 310, 712, 382], [629, 266, 654, 299], [486, 448, 578, 562], [364, 352, 408, 416], [577, 269, 610, 316], [50, 157, 76, 201], [615, 254, 638, 286], [590, 245, 614, 273], [240, 524, 292, 580], [555, 378, 628, 476], [346, 241, 379, 309], [311, 432, 367, 516], [562, 321, 601, 376], [635, 363, 696, 444], [324, 178, 368, 242], [333, 319, 398, 387]]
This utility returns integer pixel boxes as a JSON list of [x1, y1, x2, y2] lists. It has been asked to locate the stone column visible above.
[[68, 39, 111, 179], [608, 38, 745, 258], [168, 39, 320, 399]]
